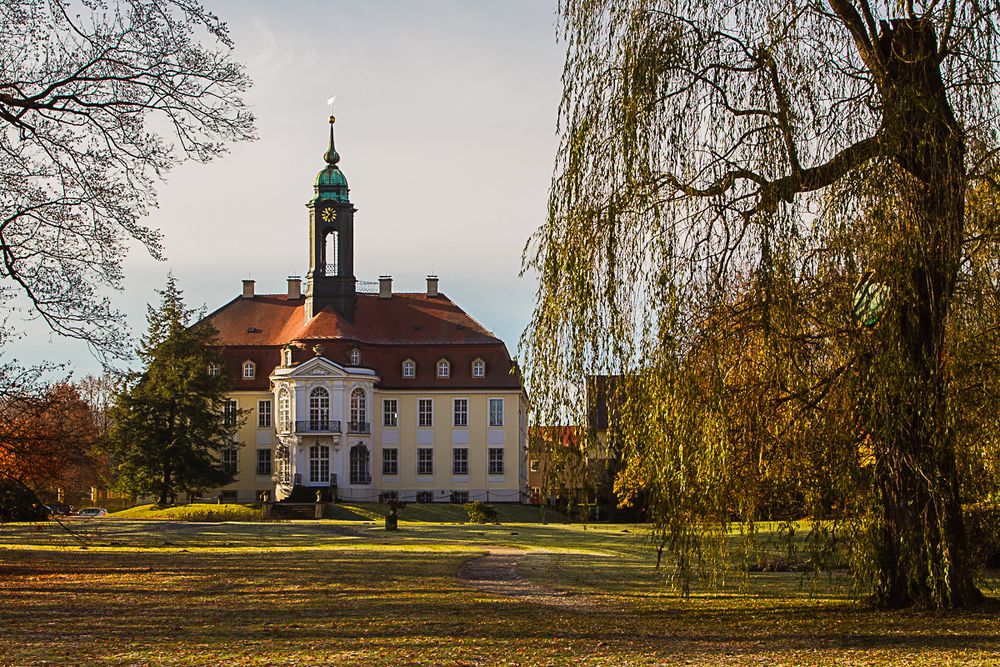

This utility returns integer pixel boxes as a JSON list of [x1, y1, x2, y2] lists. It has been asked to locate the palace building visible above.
[[201, 116, 528, 504]]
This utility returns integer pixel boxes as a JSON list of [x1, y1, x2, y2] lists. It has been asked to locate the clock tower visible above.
[[305, 116, 356, 320]]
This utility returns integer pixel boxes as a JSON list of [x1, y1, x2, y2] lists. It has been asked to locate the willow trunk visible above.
[[869, 20, 980, 609]]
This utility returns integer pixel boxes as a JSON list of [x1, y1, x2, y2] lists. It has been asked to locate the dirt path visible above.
[[457, 547, 612, 611]]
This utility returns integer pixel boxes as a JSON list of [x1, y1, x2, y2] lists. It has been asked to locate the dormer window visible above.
[[437, 359, 450, 378], [402, 359, 416, 378], [349, 348, 361, 366], [281, 347, 293, 367], [242, 361, 256, 379], [208, 363, 221, 378], [472, 359, 486, 378]]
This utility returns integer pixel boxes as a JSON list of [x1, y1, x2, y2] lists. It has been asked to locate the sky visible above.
[[14, 0, 565, 377]]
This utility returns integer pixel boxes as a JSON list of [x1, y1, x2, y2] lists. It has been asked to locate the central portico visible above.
[[271, 354, 377, 500]]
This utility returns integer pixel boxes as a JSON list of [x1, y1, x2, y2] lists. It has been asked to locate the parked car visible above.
[[44, 503, 72, 516], [76, 507, 108, 518]]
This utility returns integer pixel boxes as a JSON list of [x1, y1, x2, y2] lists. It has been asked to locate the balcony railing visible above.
[[347, 421, 370, 434], [294, 420, 342, 434]]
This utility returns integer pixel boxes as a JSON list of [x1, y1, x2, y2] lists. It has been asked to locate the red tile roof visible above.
[[204, 292, 522, 391]]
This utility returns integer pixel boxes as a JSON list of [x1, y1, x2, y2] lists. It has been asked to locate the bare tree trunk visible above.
[[870, 19, 981, 609]]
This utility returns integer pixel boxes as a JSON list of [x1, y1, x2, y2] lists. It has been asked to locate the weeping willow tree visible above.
[[524, 0, 1000, 609]]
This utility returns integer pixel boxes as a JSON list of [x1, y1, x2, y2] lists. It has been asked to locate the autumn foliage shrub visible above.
[[0, 478, 48, 522]]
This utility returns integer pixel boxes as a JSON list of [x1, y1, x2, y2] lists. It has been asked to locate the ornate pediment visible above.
[[289, 355, 346, 378]]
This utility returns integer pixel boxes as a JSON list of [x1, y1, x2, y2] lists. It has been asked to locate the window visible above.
[[418, 399, 433, 427], [349, 348, 361, 366], [489, 398, 504, 427], [208, 363, 221, 377], [529, 459, 540, 473], [258, 400, 272, 428], [383, 399, 398, 428], [242, 361, 255, 379], [278, 388, 291, 432], [472, 359, 486, 378], [417, 448, 433, 475], [453, 448, 469, 475], [350, 388, 367, 429], [488, 447, 504, 475], [453, 399, 468, 427], [379, 491, 399, 503], [437, 359, 450, 378], [326, 229, 339, 275], [451, 491, 469, 504], [416, 491, 433, 503], [309, 445, 330, 483], [309, 387, 330, 430], [350, 445, 370, 484], [221, 448, 238, 475], [281, 347, 292, 366], [402, 359, 416, 378], [256, 448, 272, 475], [382, 448, 398, 476], [220, 490, 238, 502], [224, 399, 238, 428]]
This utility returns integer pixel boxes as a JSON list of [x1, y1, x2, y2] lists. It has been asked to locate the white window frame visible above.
[[222, 448, 238, 475], [417, 448, 433, 475], [208, 362, 221, 378], [224, 399, 238, 428], [452, 447, 469, 475], [349, 444, 370, 484], [453, 398, 468, 427], [437, 359, 450, 378], [418, 398, 433, 428], [256, 448, 272, 476], [242, 360, 255, 379], [383, 399, 398, 428], [281, 347, 292, 366], [309, 444, 330, 483], [402, 359, 416, 378], [472, 359, 486, 378], [489, 398, 504, 427], [257, 400, 272, 428], [350, 387, 367, 427], [382, 448, 398, 476], [278, 388, 291, 432], [488, 447, 504, 475], [309, 387, 331, 429], [349, 348, 361, 366]]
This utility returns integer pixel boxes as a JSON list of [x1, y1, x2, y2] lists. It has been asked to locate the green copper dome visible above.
[[314, 116, 350, 203]]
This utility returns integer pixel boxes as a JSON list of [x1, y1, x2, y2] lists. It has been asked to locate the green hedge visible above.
[[113, 503, 264, 522]]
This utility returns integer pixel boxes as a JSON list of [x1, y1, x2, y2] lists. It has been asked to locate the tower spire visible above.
[[323, 115, 340, 165]]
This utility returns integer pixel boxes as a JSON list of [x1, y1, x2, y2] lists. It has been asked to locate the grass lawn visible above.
[[0, 515, 997, 665]]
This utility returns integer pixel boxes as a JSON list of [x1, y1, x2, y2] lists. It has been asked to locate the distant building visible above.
[[200, 116, 528, 504], [527, 376, 622, 507]]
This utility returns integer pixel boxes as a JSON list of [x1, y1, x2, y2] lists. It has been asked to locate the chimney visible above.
[[242, 279, 255, 299], [287, 276, 302, 300], [379, 275, 393, 299], [426, 274, 439, 298]]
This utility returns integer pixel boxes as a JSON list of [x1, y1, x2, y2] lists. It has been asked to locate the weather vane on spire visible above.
[[324, 94, 339, 165], [326, 94, 336, 122]]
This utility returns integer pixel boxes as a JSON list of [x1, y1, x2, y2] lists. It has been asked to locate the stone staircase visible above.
[[270, 503, 319, 520]]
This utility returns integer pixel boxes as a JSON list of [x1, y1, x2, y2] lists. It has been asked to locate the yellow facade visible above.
[[215, 387, 527, 503]]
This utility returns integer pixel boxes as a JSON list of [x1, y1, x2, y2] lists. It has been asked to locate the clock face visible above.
[[321, 208, 337, 223]]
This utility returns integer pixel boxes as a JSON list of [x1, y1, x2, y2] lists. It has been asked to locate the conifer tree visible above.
[[107, 277, 240, 504]]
